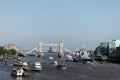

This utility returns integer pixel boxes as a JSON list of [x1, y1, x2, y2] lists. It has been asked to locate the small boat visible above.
[[56, 64, 67, 71], [22, 62, 28, 66], [65, 54, 73, 62], [17, 57, 21, 60], [23, 66, 32, 71], [31, 62, 42, 71], [13, 61, 28, 66], [11, 68, 24, 77], [37, 52, 43, 58], [18, 53, 27, 57], [49, 56, 54, 63], [14, 57, 21, 60], [53, 61, 58, 66]]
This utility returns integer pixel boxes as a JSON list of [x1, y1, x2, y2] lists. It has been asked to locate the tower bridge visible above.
[[18, 40, 71, 58], [38, 40, 64, 58]]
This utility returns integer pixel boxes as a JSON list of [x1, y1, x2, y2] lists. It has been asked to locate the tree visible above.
[[8, 49, 17, 55], [0, 47, 17, 55], [0, 47, 7, 55]]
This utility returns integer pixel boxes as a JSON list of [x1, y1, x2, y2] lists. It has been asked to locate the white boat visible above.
[[22, 62, 28, 66], [49, 56, 54, 63], [31, 62, 42, 71], [14, 61, 28, 66], [11, 68, 24, 77], [65, 54, 73, 61], [53, 61, 58, 66]]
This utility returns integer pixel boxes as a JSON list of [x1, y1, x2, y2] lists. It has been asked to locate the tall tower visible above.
[[38, 41, 43, 57], [58, 40, 64, 58], [39, 41, 43, 53]]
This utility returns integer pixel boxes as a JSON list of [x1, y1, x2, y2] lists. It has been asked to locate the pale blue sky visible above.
[[0, 0, 120, 50]]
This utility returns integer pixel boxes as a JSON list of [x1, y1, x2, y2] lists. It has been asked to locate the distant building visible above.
[[94, 40, 120, 58], [5, 43, 19, 51], [48, 46, 53, 53]]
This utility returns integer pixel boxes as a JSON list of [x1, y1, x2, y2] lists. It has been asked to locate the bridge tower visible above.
[[38, 41, 43, 57], [58, 40, 64, 58]]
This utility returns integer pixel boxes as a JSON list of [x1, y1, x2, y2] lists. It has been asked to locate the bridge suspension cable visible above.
[[18, 46, 38, 54], [64, 48, 75, 54]]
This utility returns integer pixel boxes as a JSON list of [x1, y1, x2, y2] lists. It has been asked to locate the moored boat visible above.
[[31, 62, 42, 71], [56, 64, 67, 71], [23, 66, 32, 71], [13, 61, 28, 66], [11, 68, 24, 77]]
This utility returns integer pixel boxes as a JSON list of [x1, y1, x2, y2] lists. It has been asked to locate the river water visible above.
[[0, 53, 70, 80], [1, 53, 120, 80]]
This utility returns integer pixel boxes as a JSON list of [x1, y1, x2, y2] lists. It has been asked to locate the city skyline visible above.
[[0, 0, 120, 50]]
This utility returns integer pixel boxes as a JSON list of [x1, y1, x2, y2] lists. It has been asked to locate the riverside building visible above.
[[5, 43, 19, 52], [94, 40, 120, 59]]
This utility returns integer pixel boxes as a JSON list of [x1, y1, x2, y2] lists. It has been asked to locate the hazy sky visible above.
[[0, 0, 120, 51]]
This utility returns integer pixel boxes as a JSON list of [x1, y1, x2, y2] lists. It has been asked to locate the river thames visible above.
[[0, 53, 120, 80]]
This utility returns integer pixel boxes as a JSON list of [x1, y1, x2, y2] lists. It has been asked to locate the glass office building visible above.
[[100, 42, 109, 56], [108, 41, 116, 58], [94, 40, 118, 58]]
